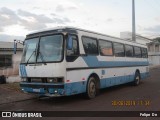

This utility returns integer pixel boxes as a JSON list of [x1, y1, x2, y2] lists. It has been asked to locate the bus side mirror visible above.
[[67, 35, 73, 50], [14, 40, 17, 54]]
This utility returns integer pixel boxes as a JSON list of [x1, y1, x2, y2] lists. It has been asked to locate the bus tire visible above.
[[132, 71, 141, 86], [86, 77, 99, 99]]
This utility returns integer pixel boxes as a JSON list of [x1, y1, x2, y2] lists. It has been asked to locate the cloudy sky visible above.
[[0, 0, 160, 41]]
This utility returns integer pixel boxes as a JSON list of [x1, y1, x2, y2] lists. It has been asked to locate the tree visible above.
[[153, 37, 160, 43]]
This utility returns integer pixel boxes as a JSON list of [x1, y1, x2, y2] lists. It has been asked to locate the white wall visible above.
[[148, 43, 160, 66], [6, 76, 21, 83], [149, 55, 160, 65], [120, 32, 151, 45], [0, 51, 22, 76]]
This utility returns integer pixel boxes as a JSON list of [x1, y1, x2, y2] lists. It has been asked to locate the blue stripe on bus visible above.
[[82, 56, 149, 67], [65, 72, 149, 95], [21, 72, 149, 96], [20, 65, 23, 77], [20, 65, 22, 76], [24, 65, 27, 77], [20, 64, 27, 77]]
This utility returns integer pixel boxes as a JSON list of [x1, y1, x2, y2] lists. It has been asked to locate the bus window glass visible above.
[[37, 35, 63, 62], [142, 48, 148, 58], [67, 35, 79, 56], [134, 46, 142, 58], [113, 43, 125, 57], [125, 45, 134, 57], [21, 38, 39, 63], [99, 40, 113, 56], [82, 37, 98, 55], [66, 35, 79, 62]]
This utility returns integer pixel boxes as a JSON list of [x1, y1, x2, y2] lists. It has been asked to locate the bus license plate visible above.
[[33, 89, 40, 92]]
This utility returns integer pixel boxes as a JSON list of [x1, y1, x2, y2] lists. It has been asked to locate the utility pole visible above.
[[132, 0, 136, 41]]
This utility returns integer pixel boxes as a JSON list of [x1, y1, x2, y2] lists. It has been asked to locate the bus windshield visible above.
[[21, 34, 63, 63]]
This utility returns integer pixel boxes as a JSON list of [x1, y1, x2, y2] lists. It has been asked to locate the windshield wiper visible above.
[[26, 42, 40, 66], [25, 50, 36, 66], [38, 51, 47, 65], [25, 50, 46, 66]]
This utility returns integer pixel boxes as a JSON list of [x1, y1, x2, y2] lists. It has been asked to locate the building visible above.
[[147, 40, 160, 65], [0, 41, 23, 82], [120, 32, 160, 66], [120, 32, 152, 45]]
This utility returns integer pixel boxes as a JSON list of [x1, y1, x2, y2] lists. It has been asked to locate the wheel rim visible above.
[[136, 75, 140, 84], [89, 80, 96, 97]]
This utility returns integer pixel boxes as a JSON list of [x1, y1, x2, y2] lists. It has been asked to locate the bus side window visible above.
[[99, 40, 113, 56], [82, 36, 98, 55], [142, 48, 148, 58], [113, 42, 125, 57], [125, 45, 134, 57], [134, 46, 142, 58], [66, 35, 79, 62]]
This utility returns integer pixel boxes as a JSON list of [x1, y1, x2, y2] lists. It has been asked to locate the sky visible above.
[[0, 0, 160, 41]]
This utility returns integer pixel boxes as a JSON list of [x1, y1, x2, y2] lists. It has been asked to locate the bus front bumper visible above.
[[20, 82, 65, 97]]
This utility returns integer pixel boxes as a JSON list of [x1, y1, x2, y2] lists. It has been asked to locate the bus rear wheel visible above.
[[86, 77, 99, 99], [132, 72, 141, 86]]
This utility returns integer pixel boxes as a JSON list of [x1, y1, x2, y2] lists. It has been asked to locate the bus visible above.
[[15, 27, 149, 99]]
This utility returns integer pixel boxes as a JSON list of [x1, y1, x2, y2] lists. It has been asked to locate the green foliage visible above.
[[154, 37, 160, 43]]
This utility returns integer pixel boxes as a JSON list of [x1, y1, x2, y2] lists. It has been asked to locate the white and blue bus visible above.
[[16, 27, 149, 99]]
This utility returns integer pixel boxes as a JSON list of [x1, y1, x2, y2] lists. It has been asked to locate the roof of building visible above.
[[136, 35, 153, 41], [120, 31, 153, 42], [0, 41, 23, 50], [147, 40, 160, 45]]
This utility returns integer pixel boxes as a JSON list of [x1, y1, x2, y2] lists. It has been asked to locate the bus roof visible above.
[[27, 26, 147, 46], [27, 26, 125, 40]]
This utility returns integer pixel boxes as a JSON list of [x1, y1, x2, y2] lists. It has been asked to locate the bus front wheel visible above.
[[86, 77, 99, 99]]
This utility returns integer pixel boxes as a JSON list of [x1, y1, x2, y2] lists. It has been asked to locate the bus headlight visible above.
[[47, 78, 64, 83], [47, 78, 57, 83], [21, 78, 27, 82]]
